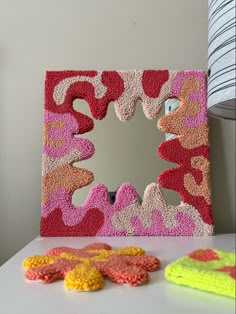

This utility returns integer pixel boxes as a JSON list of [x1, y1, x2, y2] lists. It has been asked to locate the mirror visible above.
[[41, 70, 213, 237], [72, 99, 180, 206]]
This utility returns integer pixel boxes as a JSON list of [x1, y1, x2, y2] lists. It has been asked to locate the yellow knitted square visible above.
[[165, 249, 236, 298]]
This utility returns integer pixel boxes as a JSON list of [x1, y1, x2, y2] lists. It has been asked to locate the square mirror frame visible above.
[[40, 70, 213, 236]]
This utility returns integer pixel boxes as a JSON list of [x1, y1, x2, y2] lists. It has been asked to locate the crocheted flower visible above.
[[188, 249, 220, 262], [215, 266, 236, 280], [23, 243, 160, 291]]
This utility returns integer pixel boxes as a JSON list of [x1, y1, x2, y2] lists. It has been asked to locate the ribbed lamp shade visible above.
[[208, 0, 236, 120]]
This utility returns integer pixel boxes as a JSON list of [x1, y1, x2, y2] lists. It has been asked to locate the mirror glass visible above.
[[72, 99, 180, 206]]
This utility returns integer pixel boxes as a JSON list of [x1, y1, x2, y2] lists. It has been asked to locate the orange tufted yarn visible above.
[[93, 255, 160, 286], [23, 242, 161, 291]]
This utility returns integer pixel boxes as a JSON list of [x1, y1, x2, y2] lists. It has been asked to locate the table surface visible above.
[[0, 235, 235, 314]]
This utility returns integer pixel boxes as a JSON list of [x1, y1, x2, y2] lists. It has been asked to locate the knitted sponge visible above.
[[165, 248, 236, 298]]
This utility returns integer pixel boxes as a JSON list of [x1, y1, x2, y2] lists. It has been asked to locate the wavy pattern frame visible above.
[[40, 70, 213, 236]]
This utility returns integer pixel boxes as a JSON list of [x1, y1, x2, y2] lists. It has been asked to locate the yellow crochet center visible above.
[[59, 252, 80, 261], [114, 246, 145, 256], [59, 246, 145, 264]]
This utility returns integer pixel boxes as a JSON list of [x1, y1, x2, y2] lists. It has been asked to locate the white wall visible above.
[[0, 0, 234, 265]]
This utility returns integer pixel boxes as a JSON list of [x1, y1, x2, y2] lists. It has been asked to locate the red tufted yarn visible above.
[[157, 138, 213, 225], [40, 208, 104, 237], [142, 70, 169, 98], [93, 254, 160, 286]]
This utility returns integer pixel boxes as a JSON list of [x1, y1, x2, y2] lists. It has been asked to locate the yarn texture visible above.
[[41, 70, 213, 236], [165, 249, 236, 298], [23, 243, 160, 291]]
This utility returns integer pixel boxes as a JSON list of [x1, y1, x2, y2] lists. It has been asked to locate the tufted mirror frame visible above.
[[40, 70, 213, 236]]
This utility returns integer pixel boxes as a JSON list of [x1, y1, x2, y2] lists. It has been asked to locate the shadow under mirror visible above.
[[72, 98, 180, 206]]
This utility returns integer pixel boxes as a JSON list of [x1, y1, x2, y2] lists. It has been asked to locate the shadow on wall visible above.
[[0, 47, 5, 265], [209, 116, 236, 233], [0, 48, 42, 265]]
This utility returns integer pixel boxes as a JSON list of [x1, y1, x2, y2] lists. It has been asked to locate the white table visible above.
[[0, 235, 235, 314]]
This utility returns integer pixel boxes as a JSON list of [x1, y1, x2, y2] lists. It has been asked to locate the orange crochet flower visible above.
[[22, 243, 161, 291], [188, 249, 220, 262]]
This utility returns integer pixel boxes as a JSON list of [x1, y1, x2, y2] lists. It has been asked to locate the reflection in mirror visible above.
[[164, 98, 180, 140], [72, 99, 180, 206]]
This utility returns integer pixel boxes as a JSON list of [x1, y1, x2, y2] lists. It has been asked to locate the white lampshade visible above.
[[208, 0, 236, 120]]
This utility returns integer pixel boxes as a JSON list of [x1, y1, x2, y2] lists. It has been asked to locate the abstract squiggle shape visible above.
[[41, 208, 105, 236], [42, 148, 82, 175], [158, 71, 209, 149], [43, 111, 94, 159], [131, 212, 195, 236], [53, 72, 108, 105], [156, 71, 212, 224], [184, 156, 211, 205], [42, 164, 94, 204], [50, 71, 125, 120], [42, 110, 95, 203], [51, 70, 176, 121], [158, 138, 212, 224], [41, 183, 138, 235], [45, 71, 97, 134], [113, 70, 176, 120], [41, 182, 212, 236], [171, 71, 207, 127], [45, 71, 125, 134], [112, 183, 213, 236]]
